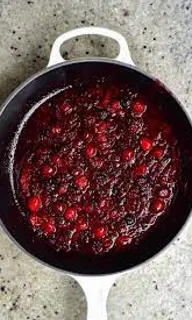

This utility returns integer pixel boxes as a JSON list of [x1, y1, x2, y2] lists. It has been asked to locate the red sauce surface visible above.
[[17, 80, 180, 254]]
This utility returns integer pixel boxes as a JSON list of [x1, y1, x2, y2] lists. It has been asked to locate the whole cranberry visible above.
[[116, 235, 130, 246], [75, 175, 88, 189], [94, 225, 108, 239], [151, 147, 164, 159], [139, 137, 153, 152], [76, 216, 88, 231], [151, 198, 165, 213], [132, 101, 146, 115], [27, 195, 42, 212], [64, 207, 78, 221], [134, 164, 148, 177], [42, 220, 56, 234], [56, 185, 68, 195], [121, 148, 134, 162], [41, 164, 56, 178], [85, 144, 97, 158]]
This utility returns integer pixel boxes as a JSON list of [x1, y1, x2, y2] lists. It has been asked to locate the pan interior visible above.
[[0, 60, 192, 275]]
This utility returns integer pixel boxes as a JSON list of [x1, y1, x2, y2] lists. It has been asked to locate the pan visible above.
[[1, 27, 192, 320]]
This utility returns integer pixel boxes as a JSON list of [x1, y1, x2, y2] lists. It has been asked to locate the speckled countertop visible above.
[[0, 1, 192, 319]]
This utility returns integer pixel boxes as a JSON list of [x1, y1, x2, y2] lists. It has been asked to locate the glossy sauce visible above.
[[17, 79, 180, 254]]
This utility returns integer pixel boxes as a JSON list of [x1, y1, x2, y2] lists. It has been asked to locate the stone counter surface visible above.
[[0, 0, 191, 319]]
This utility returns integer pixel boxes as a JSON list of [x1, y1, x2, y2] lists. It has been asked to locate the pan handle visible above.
[[47, 27, 134, 67], [71, 274, 118, 320]]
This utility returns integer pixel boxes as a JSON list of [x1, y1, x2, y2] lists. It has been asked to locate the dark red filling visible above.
[[17, 79, 180, 254]]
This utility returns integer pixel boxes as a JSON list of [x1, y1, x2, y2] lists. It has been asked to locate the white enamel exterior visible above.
[[47, 26, 135, 67], [72, 275, 119, 320]]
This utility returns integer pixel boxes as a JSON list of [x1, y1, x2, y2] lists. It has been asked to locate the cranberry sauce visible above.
[[17, 79, 180, 255]]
